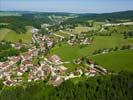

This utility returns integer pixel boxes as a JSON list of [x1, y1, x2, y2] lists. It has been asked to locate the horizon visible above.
[[0, 0, 133, 13], [0, 10, 133, 14]]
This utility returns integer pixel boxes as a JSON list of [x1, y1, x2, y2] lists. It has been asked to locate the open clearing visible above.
[[91, 49, 133, 72], [0, 28, 32, 43]]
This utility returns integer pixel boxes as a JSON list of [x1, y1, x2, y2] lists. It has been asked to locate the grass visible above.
[[0, 12, 21, 16], [32, 57, 39, 65], [49, 43, 89, 61], [72, 26, 91, 34], [69, 76, 87, 84], [88, 33, 133, 55], [67, 22, 101, 34], [49, 33, 133, 61], [0, 28, 32, 43], [91, 49, 133, 72], [50, 23, 133, 61], [63, 62, 80, 72], [55, 31, 70, 38]]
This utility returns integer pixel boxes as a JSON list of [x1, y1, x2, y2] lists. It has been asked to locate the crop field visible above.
[[0, 28, 32, 43], [91, 49, 133, 72]]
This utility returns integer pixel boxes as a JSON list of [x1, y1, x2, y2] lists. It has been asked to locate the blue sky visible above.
[[0, 0, 133, 13]]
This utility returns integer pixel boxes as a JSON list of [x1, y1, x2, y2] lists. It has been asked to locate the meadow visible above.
[[91, 49, 133, 72], [0, 28, 32, 43], [49, 26, 133, 72], [0, 12, 21, 16], [49, 33, 133, 61]]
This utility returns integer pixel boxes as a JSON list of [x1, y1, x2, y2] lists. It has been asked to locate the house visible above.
[[19, 64, 28, 72], [17, 70, 23, 76], [84, 67, 96, 77], [48, 55, 61, 65], [31, 28, 39, 33], [74, 68, 83, 75], [47, 40, 53, 47], [89, 67, 96, 77], [3, 80, 13, 86], [9, 56, 21, 65], [29, 49, 38, 57], [0, 61, 10, 70], [23, 60, 33, 67], [21, 52, 32, 61], [51, 76, 63, 86], [40, 61, 47, 66], [58, 66, 67, 72], [90, 64, 95, 68], [94, 65, 107, 74]]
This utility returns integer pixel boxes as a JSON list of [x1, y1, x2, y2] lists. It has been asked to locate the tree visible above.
[[19, 39, 23, 43], [9, 22, 26, 34], [40, 28, 48, 35]]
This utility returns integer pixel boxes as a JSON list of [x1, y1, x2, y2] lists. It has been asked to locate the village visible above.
[[0, 28, 108, 86]]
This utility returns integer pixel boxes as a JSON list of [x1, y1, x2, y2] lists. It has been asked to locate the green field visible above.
[[0, 28, 32, 43], [67, 24, 101, 34], [91, 49, 133, 72], [0, 12, 21, 16], [55, 31, 70, 38], [49, 33, 133, 61]]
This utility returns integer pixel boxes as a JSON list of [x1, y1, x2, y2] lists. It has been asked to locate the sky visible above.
[[0, 0, 133, 13]]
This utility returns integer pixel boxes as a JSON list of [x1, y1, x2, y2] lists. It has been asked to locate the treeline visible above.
[[0, 15, 53, 33], [62, 11, 133, 27], [0, 71, 133, 100], [123, 31, 133, 39], [93, 44, 133, 55], [78, 10, 133, 22], [0, 16, 40, 33]]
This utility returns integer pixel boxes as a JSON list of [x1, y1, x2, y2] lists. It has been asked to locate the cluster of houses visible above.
[[0, 48, 108, 87], [0, 48, 68, 86], [0, 47, 39, 86], [0, 28, 55, 86], [67, 33, 92, 45], [0, 28, 108, 87], [0, 28, 69, 86], [31, 28, 54, 49], [84, 63, 107, 77]]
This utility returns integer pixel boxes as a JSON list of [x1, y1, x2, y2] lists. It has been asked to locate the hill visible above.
[[0, 28, 32, 43], [91, 49, 133, 72]]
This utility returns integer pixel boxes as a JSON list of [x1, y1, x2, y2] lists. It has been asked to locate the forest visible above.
[[0, 11, 133, 34], [62, 10, 133, 27]]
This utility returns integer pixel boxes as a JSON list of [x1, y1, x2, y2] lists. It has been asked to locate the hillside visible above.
[[91, 49, 133, 72], [0, 28, 32, 43]]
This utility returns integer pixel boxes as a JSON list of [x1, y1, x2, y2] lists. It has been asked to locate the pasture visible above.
[[49, 33, 133, 61], [0, 28, 32, 43], [91, 49, 133, 72]]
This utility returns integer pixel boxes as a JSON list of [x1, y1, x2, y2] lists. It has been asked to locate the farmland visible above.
[[0, 9, 133, 100], [49, 32, 133, 61], [0, 28, 32, 43], [91, 49, 133, 72], [0, 12, 21, 16]]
